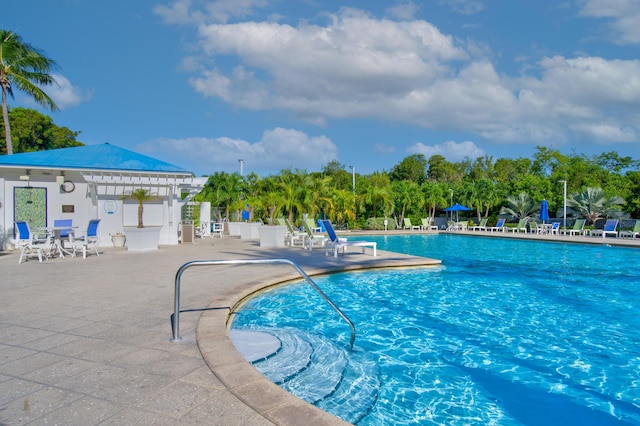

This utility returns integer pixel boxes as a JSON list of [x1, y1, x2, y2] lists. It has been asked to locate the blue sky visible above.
[[4, 0, 640, 177]]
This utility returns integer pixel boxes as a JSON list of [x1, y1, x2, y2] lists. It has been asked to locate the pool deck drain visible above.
[[1, 230, 637, 425]]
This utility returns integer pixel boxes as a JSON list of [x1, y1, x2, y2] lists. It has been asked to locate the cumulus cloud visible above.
[[385, 1, 420, 20], [578, 0, 640, 44], [30, 73, 90, 109], [136, 127, 338, 175], [164, 5, 640, 149], [409, 140, 484, 161]]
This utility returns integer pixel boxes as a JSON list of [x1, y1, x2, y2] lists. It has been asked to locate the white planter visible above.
[[123, 226, 161, 251], [111, 234, 126, 248], [259, 226, 287, 247], [238, 222, 262, 239], [227, 222, 242, 236]]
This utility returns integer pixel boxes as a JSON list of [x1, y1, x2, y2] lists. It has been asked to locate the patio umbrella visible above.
[[444, 203, 471, 222], [540, 199, 550, 223]]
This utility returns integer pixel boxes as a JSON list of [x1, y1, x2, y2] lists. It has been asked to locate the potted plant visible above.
[[122, 189, 162, 251], [110, 232, 126, 247]]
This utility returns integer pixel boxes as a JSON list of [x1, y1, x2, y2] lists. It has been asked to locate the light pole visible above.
[[349, 166, 355, 194], [238, 159, 244, 177], [449, 189, 453, 221], [558, 180, 567, 231]]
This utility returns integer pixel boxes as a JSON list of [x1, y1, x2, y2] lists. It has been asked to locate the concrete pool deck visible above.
[[1, 229, 638, 425]]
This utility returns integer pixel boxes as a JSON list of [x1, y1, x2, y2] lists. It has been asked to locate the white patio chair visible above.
[[69, 219, 101, 258], [14, 220, 50, 263]]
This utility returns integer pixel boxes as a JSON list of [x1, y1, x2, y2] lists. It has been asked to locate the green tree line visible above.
[[196, 150, 640, 230], [0, 107, 83, 154]]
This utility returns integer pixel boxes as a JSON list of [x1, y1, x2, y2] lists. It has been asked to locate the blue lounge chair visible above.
[[321, 220, 376, 258], [590, 219, 618, 238], [488, 218, 506, 232]]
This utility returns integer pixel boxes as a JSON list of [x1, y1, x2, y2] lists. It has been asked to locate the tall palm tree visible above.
[[1, 30, 59, 154]]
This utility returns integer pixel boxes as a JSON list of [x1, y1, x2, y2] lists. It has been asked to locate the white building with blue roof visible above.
[[0, 143, 205, 250]]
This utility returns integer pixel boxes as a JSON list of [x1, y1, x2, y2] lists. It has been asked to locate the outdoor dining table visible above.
[[539, 224, 553, 234], [38, 226, 77, 258]]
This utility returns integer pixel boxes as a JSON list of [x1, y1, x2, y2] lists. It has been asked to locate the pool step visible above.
[[245, 328, 379, 423]]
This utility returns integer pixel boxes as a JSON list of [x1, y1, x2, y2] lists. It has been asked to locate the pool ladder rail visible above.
[[171, 258, 356, 350]]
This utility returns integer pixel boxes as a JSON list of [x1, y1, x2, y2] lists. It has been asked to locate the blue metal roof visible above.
[[0, 143, 191, 174]]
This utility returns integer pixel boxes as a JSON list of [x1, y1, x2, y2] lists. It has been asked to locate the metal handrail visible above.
[[171, 258, 356, 350]]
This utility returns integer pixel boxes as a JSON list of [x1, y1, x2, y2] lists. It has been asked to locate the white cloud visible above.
[[409, 140, 484, 161], [136, 127, 338, 175], [31, 73, 90, 110], [385, 1, 420, 20], [438, 0, 485, 15], [154, 0, 269, 24], [578, 0, 640, 44], [166, 6, 640, 149]]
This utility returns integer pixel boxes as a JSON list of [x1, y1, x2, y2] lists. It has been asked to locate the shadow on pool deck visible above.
[[0, 234, 438, 425]]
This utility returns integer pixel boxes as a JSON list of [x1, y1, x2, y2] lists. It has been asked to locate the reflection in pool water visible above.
[[232, 235, 640, 425]]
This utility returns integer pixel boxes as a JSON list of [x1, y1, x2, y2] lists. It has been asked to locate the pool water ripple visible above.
[[232, 235, 640, 425]]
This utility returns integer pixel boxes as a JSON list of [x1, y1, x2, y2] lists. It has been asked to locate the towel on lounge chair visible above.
[[320, 220, 376, 258]]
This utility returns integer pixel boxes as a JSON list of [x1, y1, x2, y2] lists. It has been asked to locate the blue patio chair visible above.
[[70, 219, 101, 258], [14, 220, 50, 263]]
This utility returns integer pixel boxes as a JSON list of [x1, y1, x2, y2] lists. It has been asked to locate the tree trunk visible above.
[[138, 203, 144, 228], [2, 88, 13, 155]]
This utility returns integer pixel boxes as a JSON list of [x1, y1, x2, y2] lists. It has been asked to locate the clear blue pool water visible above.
[[232, 235, 640, 425]]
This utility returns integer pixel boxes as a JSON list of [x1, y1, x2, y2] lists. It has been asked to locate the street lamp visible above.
[[238, 159, 244, 177], [349, 166, 355, 194], [449, 189, 453, 221], [558, 180, 567, 231]]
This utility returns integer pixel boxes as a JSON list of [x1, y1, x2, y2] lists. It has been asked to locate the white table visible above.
[[41, 226, 77, 258]]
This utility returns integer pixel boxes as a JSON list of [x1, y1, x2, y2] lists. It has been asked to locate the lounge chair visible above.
[[421, 218, 438, 230], [14, 220, 50, 263], [301, 219, 328, 250], [403, 218, 420, 230], [321, 220, 376, 258], [305, 218, 322, 233], [619, 220, 640, 239], [560, 219, 586, 236], [69, 219, 101, 258], [589, 219, 619, 238], [470, 218, 488, 231], [282, 218, 306, 247], [488, 218, 506, 232], [508, 218, 528, 233]]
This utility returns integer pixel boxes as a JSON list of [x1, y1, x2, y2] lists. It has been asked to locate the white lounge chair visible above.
[[560, 219, 586, 236], [301, 219, 328, 251], [403, 218, 420, 230], [321, 220, 376, 258], [619, 220, 640, 239], [421, 218, 438, 230], [509, 218, 528, 233], [470, 218, 488, 231]]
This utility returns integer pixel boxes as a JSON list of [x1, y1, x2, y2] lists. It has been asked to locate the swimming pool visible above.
[[231, 235, 640, 425]]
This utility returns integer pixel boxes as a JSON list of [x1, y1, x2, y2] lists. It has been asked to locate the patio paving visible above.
[[0, 232, 439, 425]]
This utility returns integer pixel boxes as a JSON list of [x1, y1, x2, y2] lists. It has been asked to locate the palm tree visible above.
[[567, 187, 625, 225], [499, 191, 538, 220], [125, 189, 158, 228], [1, 30, 59, 155]]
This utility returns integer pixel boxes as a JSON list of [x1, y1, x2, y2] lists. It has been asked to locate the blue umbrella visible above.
[[540, 199, 550, 223], [444, 203, 471, 222]]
